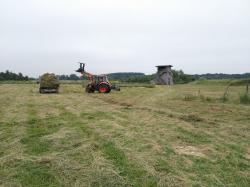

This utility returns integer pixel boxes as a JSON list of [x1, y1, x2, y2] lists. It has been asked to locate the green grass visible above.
[[176, 127, 212, 145], [0, 83, 249, 186], [192, 79, 233, 86], [14, 161, 60, 187], [193, 78, 250, 86], [240, 94, 250, 104], [0, 80, 36, 84], [118, 83, 155, 88], [102, 141, 157, 187]]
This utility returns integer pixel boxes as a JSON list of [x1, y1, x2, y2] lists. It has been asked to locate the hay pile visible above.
[[40, 73, 60, 88]]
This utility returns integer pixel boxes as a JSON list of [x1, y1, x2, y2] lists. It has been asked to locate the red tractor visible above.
[[76, 63, 120, 93]]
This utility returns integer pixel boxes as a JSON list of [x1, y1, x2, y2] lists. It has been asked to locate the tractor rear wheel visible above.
[[98, 83, 111, 93]]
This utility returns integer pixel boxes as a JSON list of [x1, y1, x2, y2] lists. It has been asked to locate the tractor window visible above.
[[94, 77, 98, 83], [99, 77, 104, 82], [98, 76, 107, 82]]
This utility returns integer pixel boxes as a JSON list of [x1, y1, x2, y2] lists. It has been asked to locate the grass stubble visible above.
[[0, 83, 249, 187]]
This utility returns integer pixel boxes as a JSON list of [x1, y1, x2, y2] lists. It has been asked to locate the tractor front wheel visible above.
[[98, 83, 111, 93], [85, 84, 95, 93]]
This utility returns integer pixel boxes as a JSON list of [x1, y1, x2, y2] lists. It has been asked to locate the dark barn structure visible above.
[[154, 65, 173, 85]]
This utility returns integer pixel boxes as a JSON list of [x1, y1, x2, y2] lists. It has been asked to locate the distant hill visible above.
[[193, 73, 250, 80], [57, 72, 145, 81], [111, 70, 194, 84], [108, 72, 145, 80], [58, 72, 250, 81]]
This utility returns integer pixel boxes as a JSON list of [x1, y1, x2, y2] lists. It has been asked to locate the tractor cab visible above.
[[95, 75, 109, 84]]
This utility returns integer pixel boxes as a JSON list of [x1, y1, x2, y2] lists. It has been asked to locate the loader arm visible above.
[[76, 63, 94, 82]]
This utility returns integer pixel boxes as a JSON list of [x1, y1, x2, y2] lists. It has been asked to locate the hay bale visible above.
[[40, 73, 60, 88]]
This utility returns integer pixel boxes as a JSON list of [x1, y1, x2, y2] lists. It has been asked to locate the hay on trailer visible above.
[[40, 73, 60, 88]]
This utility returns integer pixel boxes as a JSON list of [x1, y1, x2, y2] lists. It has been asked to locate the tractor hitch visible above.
[[111, 85, 121, 91]]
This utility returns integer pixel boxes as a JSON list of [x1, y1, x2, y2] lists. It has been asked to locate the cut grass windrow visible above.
[[102, 141, 157, 187], [59, 110, 158, 186]]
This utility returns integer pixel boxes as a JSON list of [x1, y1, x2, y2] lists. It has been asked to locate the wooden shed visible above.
[[154, 65, 173, 85]]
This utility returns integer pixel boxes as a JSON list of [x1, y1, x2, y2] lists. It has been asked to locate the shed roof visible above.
[[156, 65, 173, 68]]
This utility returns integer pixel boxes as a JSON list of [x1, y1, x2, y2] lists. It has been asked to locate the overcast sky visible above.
[[0, 0, 249, 77]]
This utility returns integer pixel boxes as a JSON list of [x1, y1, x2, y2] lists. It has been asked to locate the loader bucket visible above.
[[76, 63, 85, 73]]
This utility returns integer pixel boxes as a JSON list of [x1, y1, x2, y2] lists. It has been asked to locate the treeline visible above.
[[58, 72, 145, 81], [108, 72, 145, 80], [4, 70, 249, 84], [0, 71, 30, 81], [58, 74, 83, 80], [193, 73, 250, 80], [125, 70, 194, 84], [0, 70, 192, 84], [48, 72, 250, 82], [173, 70, 194, 84], [125, 74, 155, 83]]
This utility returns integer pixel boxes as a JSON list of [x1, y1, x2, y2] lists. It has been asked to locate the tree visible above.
[[0, 70, 31, 81]]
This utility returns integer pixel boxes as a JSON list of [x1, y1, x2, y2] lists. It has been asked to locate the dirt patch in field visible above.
[[246, 154, 250, 160], [37, 156, 54, 164], [246, 148, 250, 160], [210, 106, 233, 113], [99, 97, 133, 107], [179, 114, 204, 123], [43, 128, 72, 140], [38, 107, 60, 119], [152, 143, 164, 154], [174, 146, 206, 157]]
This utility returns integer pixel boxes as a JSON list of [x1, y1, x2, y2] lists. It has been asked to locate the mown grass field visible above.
[[0, 83, 249, 187]]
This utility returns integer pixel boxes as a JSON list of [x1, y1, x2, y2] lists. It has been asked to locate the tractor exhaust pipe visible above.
[[76, 63, 85, 73]]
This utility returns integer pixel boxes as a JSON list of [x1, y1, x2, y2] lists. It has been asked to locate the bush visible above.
[[183, 94, 197, 101], [172, 70, 194, 84], [199, 95, 213, 102], [229, 79, 250, 86], [240, 94, 250, 104], [220, 95, 229, 103]]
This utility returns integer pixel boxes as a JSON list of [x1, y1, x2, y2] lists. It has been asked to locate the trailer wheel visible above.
[[39, 88, 44, 94]]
